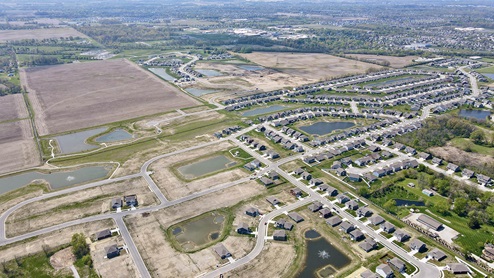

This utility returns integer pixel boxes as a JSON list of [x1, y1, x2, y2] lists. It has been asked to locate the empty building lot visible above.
[[22, 59, 200, 136]]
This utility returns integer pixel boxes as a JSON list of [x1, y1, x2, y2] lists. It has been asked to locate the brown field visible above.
[[238, 52, 382, 82], [0, 219, 114, 263], [0, 94, 28, 122], [22, 59, 200, 136], [429, 144, 494, 171], [344, 54, 419, 68], [0, 27, 87, 42], [125, 181, 262, 277], [149, 141, 252, 200], [0, 120, 39, 174], [6, 177, 157, 237], [91, 236, 139, 278]]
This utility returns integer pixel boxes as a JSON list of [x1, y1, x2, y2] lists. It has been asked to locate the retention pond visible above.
[[55, 127, 107, 154], [297, 229, 351, 278], [299, 121, 355, 136], [0, 166, 110, 195], [177, 155, 235, 179], [459, 109, 491, 120], [94, 129, 133, 143], [242, 105, 287, 117], [173, 212, 225, 250]]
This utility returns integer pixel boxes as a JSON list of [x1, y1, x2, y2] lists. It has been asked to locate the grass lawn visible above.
[[477, 66, 494, 74], [449, 138, 494, 156]]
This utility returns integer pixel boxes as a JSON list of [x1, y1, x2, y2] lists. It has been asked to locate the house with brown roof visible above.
[[96, 229, 112, 241]]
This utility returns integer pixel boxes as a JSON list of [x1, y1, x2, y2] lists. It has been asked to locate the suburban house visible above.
[[124, 194, 138, 207], [389, 257, 406, 272], [373, 169, 386, 178], [267, 171, 280, 180], [445, 263, 470, 275], [347, 200, 359, 210], [293, 168, 304, 176], [245, 207, 260, 217], [213, 243, 231, 259], [275, 218, 294, 230], [428, 248, 447, 261], [417, 214, 443, 231], [273, 230, 287, 241], [477, 174, 492, 186], [461, 168, 475, 179], [319, 208, 332, 218], [266, 196, 280, 206], [308, 201, 323, 212], [350, 229, 365, 241], [288, 212, 304, 223], [358, 238, 378, 253], [376, 264, 394, 278], [360, 270, 380, 278], [405, 146, 416, 155], [422, 189, 434, 196], [301, 171, 312, 181], [340, 221, 355, 233], [431, 157, 442, 165], [337, 194, 350, 204], [380, 222, 396, 234], [357, 207, 373, 217], [290, 188, 302, 197], [369, 215, 385, 226], [310, 178, 323, 186], [237, 223, 251, 234], [336, 168, 347, 176], [409, 239, 426, 252], [326, 216, 342, 227], [482, 244, 494, 261], [447, 163, 460, 172], [96, 229, 112, 241], [325, 185, 338, 196], [260, 177, 274, 186], [111, 197, 122, 209], [418, 152, 431, 160], [394, 229, 410, 242], [105, 245, 120, 259]]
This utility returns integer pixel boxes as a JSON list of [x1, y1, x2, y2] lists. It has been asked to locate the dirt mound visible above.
[[49, 247, 75, 270]]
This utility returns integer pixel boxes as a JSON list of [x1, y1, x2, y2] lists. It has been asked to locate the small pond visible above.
[[177, 155, 235, 179], [483, 73, 494, 80], [186, 88, 216, 96], [55, 127, 107, 154], [95, 129, 133, 143], [238, 64, 264, 71], [297, 234, 351, 278], [148, 68, 176, 81], [0, 166, 110, 195], [174, 212, 225, 250], [459, 109, 491, 120], [305, 229, 322, 239], [394, 199, 425, 207], [299, 122, 355, 136], [196, 69, 223, 77], [242, 105, 287, 117]]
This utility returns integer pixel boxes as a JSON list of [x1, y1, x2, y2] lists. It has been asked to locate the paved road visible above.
[[459, 66, 481, 97], [115, 216, 151, 278]]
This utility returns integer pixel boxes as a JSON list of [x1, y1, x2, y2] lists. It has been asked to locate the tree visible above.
[[358, 186, 370, 197], [470, 130, 486, 145], [71, 233, 89, 259], [435, 199, 450, 216], [453, 197, 468, 216], [383, 199, 396, 212]]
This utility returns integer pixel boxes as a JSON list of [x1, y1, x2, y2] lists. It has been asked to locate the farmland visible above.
[[22, 59, 200, 136], [0, 94, 28, 122], [344, 54, 419, 68], [238, 52, 382, 82], [0, 120, 39, 174], [0, 28, 87, 42]]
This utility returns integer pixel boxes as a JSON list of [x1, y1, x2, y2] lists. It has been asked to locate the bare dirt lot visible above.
[[0, 94, 28, 122], [0, 28, 87, 42], [6, 177, 157, 237], [149, 141, 251, 200], [125, 181, 262, 277], [238, 52, 382, 83], [50, 247, 75, 270], [0, 119, 39, 174], [344, 54, 419, 68], [0, 219, 113, 263], [91, 235, 139, 278], [22, 59, 200, 136]]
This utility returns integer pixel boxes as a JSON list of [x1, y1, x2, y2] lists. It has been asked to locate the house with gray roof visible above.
[[96, 229, 112, 241], [376, 264, 394, 278], [369, 215, 385, 226], [409, 239, 426, 252], [245, 207, 259, 217], [394, 229, 410, 242], [308, 201, 323, 212], [358, 238, 377, 253], [213, 243, 231, 259], [288, 212, 304, 223], [105, 244, 120, 259], [266, 196, 280, 206], [428, 248, 447, 261], [350, 229, 365, 241], [237, 222, 251, 234], [357, 207, 373, 217], [337, 194, 350, 204], [380, 222, 395, 233], [340, 221, 355, 233], [389, 257, 406, 272], [273, 230, 287, 241], [445, 263, 470, 274], [111, 198, 122, 209], [360, 270, 380, 278], [326, 216, 342, 227]]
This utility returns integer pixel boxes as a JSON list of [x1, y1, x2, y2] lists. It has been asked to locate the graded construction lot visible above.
[[344, 54, 419, 68], [6, 177, 156, 237], [91, 236, 139, 278], [0, 219, 113, 263], [149, 141, 250, 200], [238, 52, 382, 82], [0, 27, 87, 42], [0, 119, 39, 174], [125, 181, 262, 277], [0, 94, 28, 122], [22, 59, 200, 136]]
